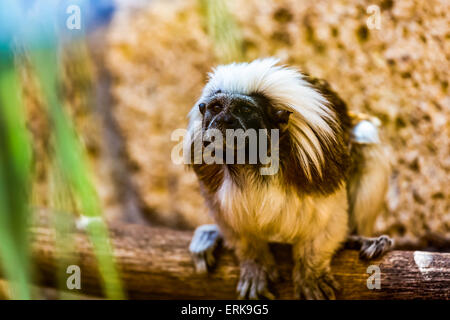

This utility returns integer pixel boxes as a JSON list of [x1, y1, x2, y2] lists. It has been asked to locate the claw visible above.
[[237, 279, 250, 299], [295, 272, 340, 300], [360, 235, 394, 260], [318, 278, 336, 300]]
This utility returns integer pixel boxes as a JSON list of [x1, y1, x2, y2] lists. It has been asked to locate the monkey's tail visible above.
[[347, 119, 391, 236]]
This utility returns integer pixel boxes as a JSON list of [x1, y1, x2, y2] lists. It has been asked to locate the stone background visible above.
[[25, 0, 449, 243]]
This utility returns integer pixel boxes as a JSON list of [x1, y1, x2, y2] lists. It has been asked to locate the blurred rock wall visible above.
[[106, 0, 449, 240], [22, 43, 123, 221]]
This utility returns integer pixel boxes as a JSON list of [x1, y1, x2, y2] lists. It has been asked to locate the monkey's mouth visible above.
[[202, 139, 246, 151]]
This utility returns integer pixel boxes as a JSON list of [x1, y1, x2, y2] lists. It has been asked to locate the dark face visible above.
[[198, 91, 292, 163], [199, 91, 291, 136]]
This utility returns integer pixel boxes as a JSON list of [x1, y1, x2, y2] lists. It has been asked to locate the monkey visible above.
[[185, 58, 393, 299]]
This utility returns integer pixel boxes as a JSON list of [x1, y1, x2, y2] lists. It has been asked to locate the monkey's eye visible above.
[[198, 103, 206, 114], [240, 105, 252, 114], [209, 104, 222, 113]]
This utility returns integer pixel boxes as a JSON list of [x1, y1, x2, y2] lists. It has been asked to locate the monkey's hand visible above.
[[292, 239, 341, 300], [293, 265, 340, 300], [345, 234, 394, 260], [189, 224, 222, 273], [237, 260, 278, 300], [233, 240, 279, 300]]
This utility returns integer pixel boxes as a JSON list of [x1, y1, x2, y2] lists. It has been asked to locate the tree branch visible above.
[[26, 217, 450, 299]]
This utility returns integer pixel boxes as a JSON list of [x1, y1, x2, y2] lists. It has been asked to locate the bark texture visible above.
[[27, 220, 450, 299]]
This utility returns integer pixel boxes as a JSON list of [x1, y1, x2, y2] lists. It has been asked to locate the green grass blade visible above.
[[0, 52, 33, 300], [29, 46, 124, 300]]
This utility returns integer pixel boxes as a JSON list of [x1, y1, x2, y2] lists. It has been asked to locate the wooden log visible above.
[[27, 220, 450, 299]]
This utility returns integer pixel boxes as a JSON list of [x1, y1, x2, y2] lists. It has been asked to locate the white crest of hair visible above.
[[187, 58, 338, 180]]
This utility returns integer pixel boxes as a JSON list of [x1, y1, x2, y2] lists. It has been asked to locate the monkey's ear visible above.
[[199, 103, 206, 115], [273, 109, 292, 124]]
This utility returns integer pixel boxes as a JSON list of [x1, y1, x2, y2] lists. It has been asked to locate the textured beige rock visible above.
[[107, 0, 216, 227], [107, 0, 449, 240], [21, 44, 123, 222]]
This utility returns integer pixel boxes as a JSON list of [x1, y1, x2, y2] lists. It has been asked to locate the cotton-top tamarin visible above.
[[186, 58, 392, 299]]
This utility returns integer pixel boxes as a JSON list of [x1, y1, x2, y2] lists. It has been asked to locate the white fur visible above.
[[187, 58, 337, 180], [352, 120, 380, 144]]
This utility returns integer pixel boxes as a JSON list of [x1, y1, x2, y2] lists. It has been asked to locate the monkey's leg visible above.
[[189, 224, 222, 273], [292, 241, 341, 300], [345, 234, 394, 260], [234, 239, 279, 300]]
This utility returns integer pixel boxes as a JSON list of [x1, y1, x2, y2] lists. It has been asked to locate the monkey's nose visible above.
[[223, 114, 233, 123], [222, 114, 236, 125]]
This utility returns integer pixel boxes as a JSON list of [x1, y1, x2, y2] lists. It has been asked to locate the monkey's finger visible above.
[[301, 282, 327, 300], [255, 277, 275, 300], [300, 285, 316, 300], [323, 274, 341, 291], [311, 285, 326, 300], [360, 242, 377, 260], [319, 280, 336, 300], [205, 250, 215, 267], [237, 280, 250, 299], [302, 288, 315, 300], [371, 244, 385, 259], [192, 253, 208, 274], [370, 235, 394, 259], [249, 280, 258, 300], [377, 235, 394, 248], [260, 288, 275, 300], [295, 287, 305, 300], [298, 288, 311, 300], [387, 237, 395, 248], [256, 277, 267, 293], [360, 238, 373, 252]]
